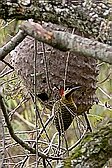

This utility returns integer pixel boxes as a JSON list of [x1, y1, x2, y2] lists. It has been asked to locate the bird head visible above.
[[59, 86, 81, 100]]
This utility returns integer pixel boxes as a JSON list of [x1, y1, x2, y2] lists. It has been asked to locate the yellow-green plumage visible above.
[[54, 87, 80, 134]]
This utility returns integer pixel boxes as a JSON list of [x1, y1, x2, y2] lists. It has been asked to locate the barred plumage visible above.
[[54, 86, 80, 134]]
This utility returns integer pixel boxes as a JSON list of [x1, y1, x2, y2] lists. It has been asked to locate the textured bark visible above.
[[19, 21, 112, 64], [63, 122, 112, 168], [0, 1, 111, 42]]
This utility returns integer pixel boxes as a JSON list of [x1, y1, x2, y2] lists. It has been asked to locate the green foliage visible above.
[[0, 19, 19, 46], [89, 62, 112, 129]]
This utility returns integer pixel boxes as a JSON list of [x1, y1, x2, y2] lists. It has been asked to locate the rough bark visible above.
[[0, 22, 112, 64], [63, 122, 112, 168], [19, 21, 112, 64], [0, 1, 111, 42]]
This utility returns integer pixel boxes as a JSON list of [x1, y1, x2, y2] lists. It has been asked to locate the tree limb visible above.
[[0, 21, 111, 64], [19, 21, 112, 64]]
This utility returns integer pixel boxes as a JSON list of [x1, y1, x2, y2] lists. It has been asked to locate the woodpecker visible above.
[[54, 86, 80, 135]]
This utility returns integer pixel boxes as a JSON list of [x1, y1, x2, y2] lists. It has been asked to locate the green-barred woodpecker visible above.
[[54, 86, 80, 135]]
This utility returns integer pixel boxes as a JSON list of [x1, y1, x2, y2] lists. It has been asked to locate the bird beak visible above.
[[65, 86, 81, 99]]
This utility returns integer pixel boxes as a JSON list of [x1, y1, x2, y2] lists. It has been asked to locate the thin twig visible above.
[[97, 73, 111, 84], [34, 39, 39, 167], [1, 59, 14, 70], [64, 28, 75, 90], [67, 127, 88, 152], [30, 93, 50, 142], [0, 94, 62, 160], [83, 112, 92, 132], [43, 158, 47, 168], [19, 154, 29, 168], [9, 96, 30, 118], [42, 42, 52, 93], [63, 132, 69, 157], [72, 120, 79, 140], [0, 115, 5, 167], [45, 132, 58, 154], [98, 101, 112, 110], [0, 69, 14, 78], [0, 77, 18, 86], [98, 86, 111, 99], [14, 112, 35, 128], [46, 159, 53, 168], [4, 154, 35, 160], [0, 94, 35, 153], [0, 19, 15, 30], [37, 114, 54, 140], [26, 111, 54, 166]]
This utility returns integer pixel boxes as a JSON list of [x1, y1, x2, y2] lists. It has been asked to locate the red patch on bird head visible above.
[[59, 88, 64, 97]]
